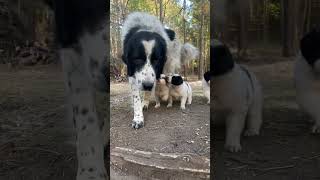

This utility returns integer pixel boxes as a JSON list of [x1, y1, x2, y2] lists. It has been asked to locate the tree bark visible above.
[[281, 0, 299, 57], [198, 0, 205, 80], [237, 0, 249, 59], [263, 0, 269, 44]]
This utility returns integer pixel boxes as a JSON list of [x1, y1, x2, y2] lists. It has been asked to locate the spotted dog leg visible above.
[[60, 29, 108, 180], [130, 79, 144, 129]]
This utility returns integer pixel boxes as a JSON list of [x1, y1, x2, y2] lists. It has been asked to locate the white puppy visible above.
[[294, 28, 320, 133], [202, 71, 211, 104], [212, 41, 263, 152], [153, 74, 170, 108], [167, 74, 192, 110]]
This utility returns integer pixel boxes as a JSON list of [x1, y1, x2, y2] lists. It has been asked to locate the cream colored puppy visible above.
[[153, 74, 170, 108]]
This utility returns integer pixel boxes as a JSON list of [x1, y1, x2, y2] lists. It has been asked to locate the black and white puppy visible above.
[[121, 12, 198, 128], [154, 74, 170, 108], [167, 74, 192, 110], [202, 71, 211, 104], [212, 40, 263, 152], [294, 28, 320, 133]]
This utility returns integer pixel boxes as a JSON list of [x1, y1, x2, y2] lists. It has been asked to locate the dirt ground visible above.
[[214, 59, 320, 180], [1, 57, 320, 180], [110, 78, 210, 179], [0, 64, 107, 180]]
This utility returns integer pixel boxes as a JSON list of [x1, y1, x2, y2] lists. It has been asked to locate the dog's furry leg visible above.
[[225, 112, 246, 152], [131, 83, 144, 128], [187, 88, 192, 105], [180, 96, 187, 110], [142, 91, 151, 110], [154, 95, 161, 108], [167, 96, 173, 108], [244, 87, 263, 136]]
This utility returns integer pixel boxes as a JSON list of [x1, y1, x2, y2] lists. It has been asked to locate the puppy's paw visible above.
[[142, 101, 149, 110], [154, 103, 160, 108], [207, 100, 210, 104], [167, 104, 172, 108], [180, 105, 186, 110], [187, 102, 192, 105], [224, 143, 242, 152], [311, 123, 320, 134], [132, 117, 144, 129], [244, 129, 260, 137]]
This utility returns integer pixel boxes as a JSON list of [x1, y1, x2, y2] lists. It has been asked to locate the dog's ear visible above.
[[165, 29, 175, 41]]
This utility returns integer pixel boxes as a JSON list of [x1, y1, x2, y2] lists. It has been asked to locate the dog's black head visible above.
[[204, 71, 211, 82], [122, 28, 167, 91], [300, 28, 320, 68], [171, 75, 184, 86], [211, 43, 234, 76]]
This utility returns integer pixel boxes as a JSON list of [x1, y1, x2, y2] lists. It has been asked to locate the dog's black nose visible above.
[[142, 82, 153, 91]]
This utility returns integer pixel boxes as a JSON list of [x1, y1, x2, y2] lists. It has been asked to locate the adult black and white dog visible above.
[[121, 12, 198, 128], [294, 28, 320, 133], [212, 40, 263, 152], [202, 71, 211, 104], [167, 74, 192, 110]]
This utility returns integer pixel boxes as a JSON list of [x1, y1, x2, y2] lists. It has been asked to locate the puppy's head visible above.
[[123, 30, 167, 91], [157, 74, 168, 85], [300, 28, 320, 72], [171, 74, 184, 86], [204, 71, 211, 83], [211, 41, 234, 76]]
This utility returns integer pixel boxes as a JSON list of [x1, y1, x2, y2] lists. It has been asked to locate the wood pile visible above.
[[13, 42, 55, 66]]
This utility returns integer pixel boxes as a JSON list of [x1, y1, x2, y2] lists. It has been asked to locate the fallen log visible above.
[[111, 147, 210, 179]]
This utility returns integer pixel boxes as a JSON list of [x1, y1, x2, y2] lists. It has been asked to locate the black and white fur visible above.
[[202, 71, 211, 104], [121, 12, 198, 128], [167, 74, 192, 110], [294, 28, 320, 133], [49, 0, 108, 179], [212, 40, 263, 152]]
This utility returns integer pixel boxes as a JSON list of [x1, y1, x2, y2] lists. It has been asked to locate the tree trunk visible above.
[[263, 0, 269, 44], [198, 0, 205, 80], [159, 0, 163, 23], [237, 0, 249, 59], [281, 0, 299, 57], [183, 0, 187, 78]]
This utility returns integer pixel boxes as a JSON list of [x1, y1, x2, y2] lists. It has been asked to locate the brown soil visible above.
[[213, 60, 320, 180], [110, 80, 210, 179], [0, 65, 77, 180], [0, 64, 107, 180]]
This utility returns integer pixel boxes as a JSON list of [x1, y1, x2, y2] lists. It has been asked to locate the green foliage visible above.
[[268, 1, 281, 20]]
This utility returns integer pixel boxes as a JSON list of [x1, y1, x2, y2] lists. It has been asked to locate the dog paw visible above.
[[167, 104, 172, 108], [243, 129, 260, 137], [132, 117, 144, 129], [311, 124, 320, 134], [187, 102, 192, 105], [224, 143, 242, 152], [142, 101, 149, 110], [154, 103, 160, 108], [180, 106, 186, 110], [207, 100, 210, 104]]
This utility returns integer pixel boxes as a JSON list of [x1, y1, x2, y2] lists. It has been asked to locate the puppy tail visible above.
[[181, 43, 199, 65]]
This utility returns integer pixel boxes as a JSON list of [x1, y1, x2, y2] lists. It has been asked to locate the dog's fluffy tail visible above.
[[181, 43, 199, 65]]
